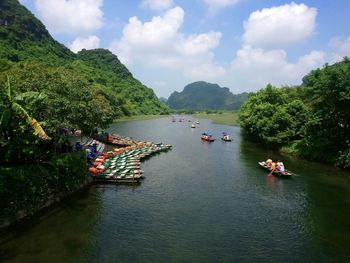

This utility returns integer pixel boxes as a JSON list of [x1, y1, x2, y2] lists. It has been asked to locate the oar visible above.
[[267, 168, 275, 177], [288, 171, 299, 176]]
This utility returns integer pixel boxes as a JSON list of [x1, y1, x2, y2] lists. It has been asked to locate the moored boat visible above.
[[258, 161, 292, 178]]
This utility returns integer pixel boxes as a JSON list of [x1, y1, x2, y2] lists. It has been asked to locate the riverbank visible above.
[[114, 114, 169, 122], [0, 151, 89, 229], [193, 112, 239, 126]]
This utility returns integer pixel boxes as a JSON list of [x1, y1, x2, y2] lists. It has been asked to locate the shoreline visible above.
[[114, 114, 169, 123], [193, 112, 239, 126]]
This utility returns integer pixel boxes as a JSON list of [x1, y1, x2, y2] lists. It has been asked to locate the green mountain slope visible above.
[[75, 49, 168, 114], [0, 0, 168, 115], [167, 81, 248, 111], [0, 0, 74, 66]]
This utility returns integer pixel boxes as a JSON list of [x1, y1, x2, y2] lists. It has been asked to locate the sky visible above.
[[19, 0, 350, 98]]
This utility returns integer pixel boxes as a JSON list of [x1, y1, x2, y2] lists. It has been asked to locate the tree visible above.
[[239, 84, 309, 148], [300, 57, 350, 164]]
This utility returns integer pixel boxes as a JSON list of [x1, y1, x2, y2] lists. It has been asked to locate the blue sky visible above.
[[19, 0, 350, 98]]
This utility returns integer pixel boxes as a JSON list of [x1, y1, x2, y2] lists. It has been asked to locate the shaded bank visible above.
[[0, 151, 89, 228]]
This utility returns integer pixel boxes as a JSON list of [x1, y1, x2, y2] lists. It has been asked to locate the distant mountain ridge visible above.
[[167, 81, 248, 111], [0, 0, 168, 115]]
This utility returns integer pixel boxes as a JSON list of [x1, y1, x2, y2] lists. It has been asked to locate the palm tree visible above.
[[0, 75, 50, 140]]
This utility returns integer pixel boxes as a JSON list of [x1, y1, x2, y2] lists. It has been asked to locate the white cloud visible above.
[[243, 2, 317, 48], [110, 7, 225, 80], [201, 0, 241, 12], [69, 35, 100, 53], [140, 0, 173, 11], [330, 36, 350, 63], [231, 45, 325, 91], [34, 0, 103, 36]]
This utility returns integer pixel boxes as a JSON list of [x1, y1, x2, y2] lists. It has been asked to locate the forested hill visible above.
[[167, 81, 248, 111], [75, 48, 168, 115], [0, 0, 169, 115], [0, 0, 74, 66]]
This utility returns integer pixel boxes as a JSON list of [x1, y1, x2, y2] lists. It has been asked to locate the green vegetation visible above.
[[0, 151, 87, 221], [239, 58, 350, 168], [0, 0, 169, 223], [194, 112, 239, 126], [0, 0, 168, 117], [0, 0, 169, 164], [167, 81, 248, 111], [114, 114, 169, 122]]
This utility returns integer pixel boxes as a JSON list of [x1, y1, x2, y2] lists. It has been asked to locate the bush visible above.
[[0, 151, 87, 221]]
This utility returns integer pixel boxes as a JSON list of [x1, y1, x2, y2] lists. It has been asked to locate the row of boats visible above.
[[89, 136, 172, 184]]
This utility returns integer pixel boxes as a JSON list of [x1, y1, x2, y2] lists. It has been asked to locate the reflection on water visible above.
[[1, 117, 350, 262], [0, 187, 102, 263]]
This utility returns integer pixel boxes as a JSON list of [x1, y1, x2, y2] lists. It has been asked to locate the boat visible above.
[[196, 121, 200, 124], [201, 132, 215, 142], [191, 124, 195, 128], [258, 161, 292, 178], [221, 132, 232, 141]]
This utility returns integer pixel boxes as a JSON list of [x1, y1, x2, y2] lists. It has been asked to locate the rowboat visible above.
[[258, 161, 292, 178], [201, 132, 215, 142], [221, 132, 232, 141], [201, 136, 215, 142]]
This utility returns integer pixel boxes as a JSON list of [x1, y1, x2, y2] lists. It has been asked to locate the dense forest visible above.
[[167, 81, 248, 111], [239, 58, 350, 168]]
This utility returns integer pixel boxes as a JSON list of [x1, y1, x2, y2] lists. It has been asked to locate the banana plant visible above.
[[0, 75, 50, 140]]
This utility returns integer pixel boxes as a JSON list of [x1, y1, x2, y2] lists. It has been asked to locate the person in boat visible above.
[[267, 161, 277, 176], [277, 161, 285, 172], [265, 158, 273, 167], [222, 132, 229, 140]]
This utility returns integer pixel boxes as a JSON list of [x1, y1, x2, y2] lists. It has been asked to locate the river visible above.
[[1, 117, 350, 262]]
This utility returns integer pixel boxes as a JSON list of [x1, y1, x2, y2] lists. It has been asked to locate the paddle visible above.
[[267, 168, 275, 177]]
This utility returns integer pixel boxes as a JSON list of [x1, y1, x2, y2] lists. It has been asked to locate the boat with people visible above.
[[221, 132, 232, 141], [258, 161, 292, 178], [201, 132, 215, 142]]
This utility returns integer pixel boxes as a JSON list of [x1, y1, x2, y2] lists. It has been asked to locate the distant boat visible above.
[[196, 121, 200, 124], [221, 132, 232, 141], [201, 132, 214, 142], [191, 124, 195, 128]]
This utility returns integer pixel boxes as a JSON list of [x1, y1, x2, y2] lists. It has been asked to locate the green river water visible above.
[[1, 117, 350, 262]]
